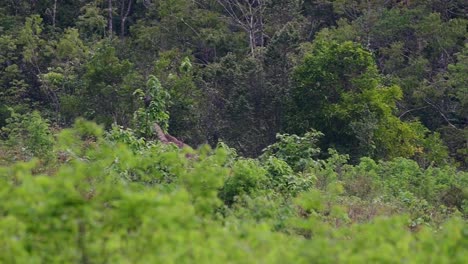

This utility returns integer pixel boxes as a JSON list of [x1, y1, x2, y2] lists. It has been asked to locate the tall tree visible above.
[[216, 0, 267, 56], [119, 0, 133, 37], [108, 0, 113, 38], [289, 41, 442, 161]]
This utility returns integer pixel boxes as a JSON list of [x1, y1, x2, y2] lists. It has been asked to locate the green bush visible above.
[[220, 158, 268, 205], [261, 130, 323, 172], [262, 156, 315, 196], [1, 110, 54, 163]]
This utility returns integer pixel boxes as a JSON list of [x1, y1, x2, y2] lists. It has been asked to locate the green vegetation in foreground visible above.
[[0, 118, 466, 263]]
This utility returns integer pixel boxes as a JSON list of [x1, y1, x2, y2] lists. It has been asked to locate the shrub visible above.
[[1, 110, 54, 162], [220, 158, 268, 205], [261, 130, 323, 171]]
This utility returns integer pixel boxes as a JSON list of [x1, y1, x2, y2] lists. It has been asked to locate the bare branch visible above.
[[423, 98, 458, 129], [398, 106, 430, 118], [215, 0, 266, 56]]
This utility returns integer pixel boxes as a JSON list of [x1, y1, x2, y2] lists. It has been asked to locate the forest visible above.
[[0, 0, 467, 262]]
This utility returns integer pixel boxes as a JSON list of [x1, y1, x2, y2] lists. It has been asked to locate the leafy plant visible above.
[[1, 109, 54, 162], [133, 75, 171, 137], [262, 130, 323, 172]]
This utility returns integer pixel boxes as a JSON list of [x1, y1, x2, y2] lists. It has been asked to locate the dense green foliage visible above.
[[0, 119, 466, 262], [0, 0, 467, 262], [0, 0, 465, 163]]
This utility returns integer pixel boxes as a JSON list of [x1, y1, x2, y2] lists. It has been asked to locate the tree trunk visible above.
[[108, 0, 113, 38], [120, 0, 133, 38], [249, 29, 255, 56], [52, 0, 57, 28]]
